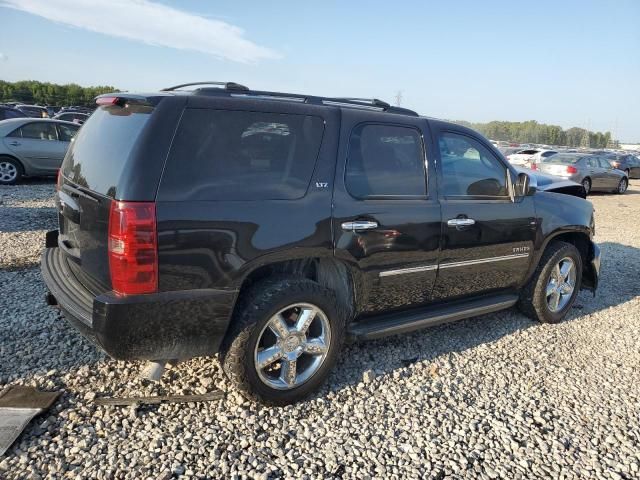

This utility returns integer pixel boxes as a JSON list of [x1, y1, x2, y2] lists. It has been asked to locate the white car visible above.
[[507, 149, 558, 168]]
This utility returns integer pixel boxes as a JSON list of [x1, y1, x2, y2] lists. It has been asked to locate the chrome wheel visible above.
[[618, 178, 628, 193], [0, 161, 18, 183], [546, 257, 576, 313], [254, 303, 331, 390], [582, 179, 590, 195]]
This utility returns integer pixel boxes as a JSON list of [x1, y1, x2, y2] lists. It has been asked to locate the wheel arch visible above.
[[229, 256, 356, 330], [526, 229, 595, 291], [0, 154, 26, 174]]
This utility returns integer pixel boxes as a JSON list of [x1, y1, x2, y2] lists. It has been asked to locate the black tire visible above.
[[518, 241, 582, 324], [616, 177, 628, 194], [0, 156, 23, 185], [220, 277, 344, 406], [581, 177, 591, 196]]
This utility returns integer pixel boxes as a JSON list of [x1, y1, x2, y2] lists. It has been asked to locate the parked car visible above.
[[16, 104, 49, 118], [507, 148, 558, 168], [604, 153, 640, 179], [41, 83, 600, 405], [535, 153, 628, 195], [53, 112, 90, 124], [0, 118, 80, 184], [0, 105, 27, 121]]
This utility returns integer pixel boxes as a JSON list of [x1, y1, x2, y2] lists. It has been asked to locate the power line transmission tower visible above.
[[394, 90, 403, 107]]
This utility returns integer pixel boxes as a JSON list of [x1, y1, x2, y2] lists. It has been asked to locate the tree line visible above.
[[0, 80, 619, 147], [454, 119, 617, 148], [0, 80, 118, 107]]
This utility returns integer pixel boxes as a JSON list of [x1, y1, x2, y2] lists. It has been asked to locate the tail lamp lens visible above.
[[108, 201, 158, 296], [566, 166, 578, 174]]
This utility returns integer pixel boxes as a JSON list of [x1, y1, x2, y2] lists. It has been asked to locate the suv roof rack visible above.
[[189, 85, 418, 116], [161, 81, 249, 92]]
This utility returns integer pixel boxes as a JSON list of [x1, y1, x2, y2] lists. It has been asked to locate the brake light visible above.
[[566, 166, 578, 174], [108, 201, 157, 296], [96, 96, 122, 106]]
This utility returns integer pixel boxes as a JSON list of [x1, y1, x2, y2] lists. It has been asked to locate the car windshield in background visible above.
[[542, 154, 581, 164], [61, 104, 153, 197]]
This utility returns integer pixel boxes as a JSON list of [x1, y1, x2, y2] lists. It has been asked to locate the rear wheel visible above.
[[0, 156, 23, 185], [220, 277, 344, 405], [581, 177, 591, 195], [518, 241, 582, 324], [616, 177, 628, 194]]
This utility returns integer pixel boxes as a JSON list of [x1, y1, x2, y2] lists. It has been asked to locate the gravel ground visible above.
[[0, 179, 639, 480]]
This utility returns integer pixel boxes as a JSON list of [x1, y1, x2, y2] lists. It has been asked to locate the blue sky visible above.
[[1, 0, 639, 141]]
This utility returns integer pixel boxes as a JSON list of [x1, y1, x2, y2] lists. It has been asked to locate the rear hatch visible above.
[[57, 98, 156, 294]]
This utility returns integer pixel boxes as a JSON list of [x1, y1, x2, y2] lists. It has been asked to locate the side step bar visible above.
[[348, 293, 518, 341]]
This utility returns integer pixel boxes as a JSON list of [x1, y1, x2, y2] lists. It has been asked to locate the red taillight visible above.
[[531, 163, 538, 170], [108, 201, 157, 296], [566, 166, 578, 174], [96, 96, 121, 106]]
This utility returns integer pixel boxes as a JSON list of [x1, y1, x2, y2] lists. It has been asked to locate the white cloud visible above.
[[1, 0, 281, 63]]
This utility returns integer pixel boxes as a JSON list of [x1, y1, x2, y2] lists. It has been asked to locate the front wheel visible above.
[[616, 177, 628, 194], [220, 277, 344, 405], [518, 241, 582, 323]]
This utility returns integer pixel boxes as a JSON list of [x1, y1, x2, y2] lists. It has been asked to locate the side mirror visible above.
[[516, 172, 537, 197]]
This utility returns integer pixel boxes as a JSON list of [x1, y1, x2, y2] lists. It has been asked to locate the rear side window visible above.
[[438, 132, 508, 197], [21, 122, 58, 141], [61, 104, 153, 196], [345, 124, 426, 198], [159, 109, 324, 201]]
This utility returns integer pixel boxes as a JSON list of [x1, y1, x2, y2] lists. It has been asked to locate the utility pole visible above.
[[394, 90, 403, 107]]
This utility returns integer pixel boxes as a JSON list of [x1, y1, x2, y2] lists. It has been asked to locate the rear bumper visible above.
[[41, 246, 237, 361]]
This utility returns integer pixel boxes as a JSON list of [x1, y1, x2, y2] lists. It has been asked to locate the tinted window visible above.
[[345, 124, 426, 198], [160, 109, 324, 201], [597, 158, 611, 169], [57, 123, 79, 142], [541, 151, 557, 157], [21, 122, 58, 141], [543, 154, 581, 164], [438, 132, 508, 197], [61, 104, 153, 196]]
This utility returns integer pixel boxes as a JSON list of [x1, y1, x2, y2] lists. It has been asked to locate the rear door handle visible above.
[[341, 220, 379, 232], [447, 218, 476, 227], [9, 141, 20, 146]]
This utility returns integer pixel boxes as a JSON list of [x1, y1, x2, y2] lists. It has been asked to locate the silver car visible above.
[[0, 118, 80, 185], [535, 152, 628, 195]]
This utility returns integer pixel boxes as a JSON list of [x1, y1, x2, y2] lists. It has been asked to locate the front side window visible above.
[[438, 132, 508, 197], [57, 124, 79, 142], [345, 124, 426, 198], [160, 109, 325, 201], [20, 122, 58, 141]]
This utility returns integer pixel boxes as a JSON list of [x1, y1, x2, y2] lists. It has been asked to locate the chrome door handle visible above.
[[341, 220, 379, 231], [9, 141, 20, 146], [447, 218, 476, 227]]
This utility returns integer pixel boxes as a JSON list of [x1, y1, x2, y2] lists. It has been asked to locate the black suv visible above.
[[41, 82, 601, 405]]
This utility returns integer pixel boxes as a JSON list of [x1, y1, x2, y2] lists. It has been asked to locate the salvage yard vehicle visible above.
[[536, 152, 629, 195], [0, 118, 80, 184], [41, 82, 601, 405]]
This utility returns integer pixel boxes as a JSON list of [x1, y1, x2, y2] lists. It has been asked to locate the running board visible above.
[[348, 293, 518, 341]]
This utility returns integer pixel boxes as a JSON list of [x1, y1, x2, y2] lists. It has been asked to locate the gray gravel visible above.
[[1, 179, 639, 479]]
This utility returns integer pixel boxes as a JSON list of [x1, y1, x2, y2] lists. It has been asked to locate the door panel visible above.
[[4, 122, 62, 172], [332, 111, 441, 315], [432, 128, 536, 301]]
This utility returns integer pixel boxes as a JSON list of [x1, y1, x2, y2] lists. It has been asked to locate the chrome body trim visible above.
[[379, 253, 529, 277]]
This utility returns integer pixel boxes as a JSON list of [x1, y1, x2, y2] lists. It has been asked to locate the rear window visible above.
[[542, 154, 581, 164], [159, 109, 324, 201], [61, 104, 153, 196]]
